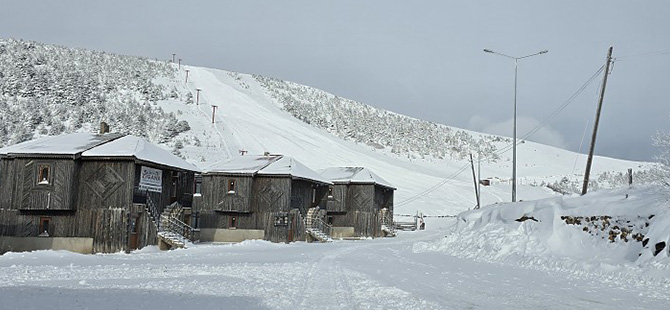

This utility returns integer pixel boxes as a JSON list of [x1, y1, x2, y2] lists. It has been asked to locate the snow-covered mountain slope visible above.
[[156, 64, 657, 215], [0, 38, 659, 215]]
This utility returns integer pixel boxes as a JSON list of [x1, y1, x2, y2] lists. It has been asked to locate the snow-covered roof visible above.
[[204, 155, 282, 175], [205, 155, 332, 184], [319, 167, 396, 190], [81, 135, 198, 171], [257, 156, 332, 184], [0, 133, 123, 157], [0, 132, 197, 171]]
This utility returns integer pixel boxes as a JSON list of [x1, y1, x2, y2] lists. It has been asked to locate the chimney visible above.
[[99, 122, 110, 134]]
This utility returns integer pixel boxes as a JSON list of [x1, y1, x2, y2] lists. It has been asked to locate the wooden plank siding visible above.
[[198, 174, 327, 243], [0, 155, 195, 253], [0, 159, 16, 208], [324, 184, 347, 213], [325, 183, 395, 238], [77, 160, 134, 210], [199, 175, 253, 213], [0, 158, 79, 211]]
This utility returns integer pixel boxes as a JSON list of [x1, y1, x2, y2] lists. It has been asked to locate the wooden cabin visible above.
[[194, 155, 332, 243], [318, 167, 396, 238], [0, 132, 198, 254]]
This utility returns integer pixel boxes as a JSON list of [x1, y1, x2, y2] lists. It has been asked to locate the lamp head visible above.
[[483, 49, 494, 53]]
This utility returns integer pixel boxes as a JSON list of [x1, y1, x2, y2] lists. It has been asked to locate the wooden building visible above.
[[318, 167, 396, 238], [0, 132, 198, 254], [194, 154, 332, 243]]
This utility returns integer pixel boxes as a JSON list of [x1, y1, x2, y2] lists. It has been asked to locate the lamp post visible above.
[[484, 48, 548, 202]]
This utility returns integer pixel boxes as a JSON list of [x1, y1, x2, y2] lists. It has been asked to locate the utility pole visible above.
[[582, 46, 613, 195], [470, 153, 481, 209], [185, 69, 190, 83], [196, 88, 201, 105], [172, 53, 176, 63], [478, 151, 481, 206], [211, 105, 218, 124], [178, 58, 182, 70]]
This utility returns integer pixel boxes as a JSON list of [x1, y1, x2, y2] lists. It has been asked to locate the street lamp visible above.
[[484, 48, 548, 202]]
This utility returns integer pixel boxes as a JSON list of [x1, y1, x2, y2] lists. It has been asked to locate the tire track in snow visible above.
[[295, 243, 362, 309]]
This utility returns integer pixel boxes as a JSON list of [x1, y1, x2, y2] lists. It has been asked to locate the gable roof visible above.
[[319, 167, 396, 190], [204, 155, 332, 185], [81, 135, 198, 171], [0, 133, 123, 158], [204, 155, 281, 175], [0, 132, 197, 172]]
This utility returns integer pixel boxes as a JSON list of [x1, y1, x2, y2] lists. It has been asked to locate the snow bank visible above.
[[414, 186, 670, 295]]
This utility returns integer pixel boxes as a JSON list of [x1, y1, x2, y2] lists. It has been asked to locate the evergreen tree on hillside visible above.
[[0, 38, 189, 148], [255, 75, 502, 162], [654, 129, 670, 186]]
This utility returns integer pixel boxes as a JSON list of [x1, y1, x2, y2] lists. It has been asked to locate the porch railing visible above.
[[160, 214, 199, 244]]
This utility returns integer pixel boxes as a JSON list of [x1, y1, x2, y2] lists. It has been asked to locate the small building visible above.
[[194, 154, 332, 243], [319, 167, 396, 238], [0, 132, 198, 254]]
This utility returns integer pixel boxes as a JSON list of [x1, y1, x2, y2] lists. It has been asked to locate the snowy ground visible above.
[[3, 187, 670, 310]]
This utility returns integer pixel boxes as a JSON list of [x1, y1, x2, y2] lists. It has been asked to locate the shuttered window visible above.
[[37, 165, 50, 185]]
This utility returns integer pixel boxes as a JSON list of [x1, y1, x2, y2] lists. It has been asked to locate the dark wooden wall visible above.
[[199, 175, 253, 213], [132, 163, 195, 214], [198, 174, 326, 243], [325, 183, 395, 238], [324, 184, 348, 212], [0, 159, 16, 208], [78, 160, 134, 211], [0, 158, 78, 211], [0, 208, 132, 253], [0, 157, 193, 253], [375, 186, 394, 214], [290, 180, 328, 214]]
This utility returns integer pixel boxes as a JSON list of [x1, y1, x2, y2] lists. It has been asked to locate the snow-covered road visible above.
[[1, 220, 667, 309]]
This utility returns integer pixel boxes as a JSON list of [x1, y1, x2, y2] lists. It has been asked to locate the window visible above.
[[227, 179, 236, 194], [312, 188, 316, 203], [37, 165, 50, 185], [130, 217, 138, 234], [171, 172, 179, 199], [194, 174, 202, 194], [328, 186, 334, 199], [230, 216, 237, 228], [39, 217, 51, 236]]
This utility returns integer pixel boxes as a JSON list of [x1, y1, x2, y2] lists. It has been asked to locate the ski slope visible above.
[[157, 65, 654, 215]]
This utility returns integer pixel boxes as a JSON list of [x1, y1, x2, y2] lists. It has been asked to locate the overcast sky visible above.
[[1, 0, 669, 161]]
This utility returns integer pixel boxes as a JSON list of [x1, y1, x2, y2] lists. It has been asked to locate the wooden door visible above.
[[129, 216, 140, 250]]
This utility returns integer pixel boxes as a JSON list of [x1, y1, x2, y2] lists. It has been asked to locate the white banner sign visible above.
[[139, 166, 162, 193]]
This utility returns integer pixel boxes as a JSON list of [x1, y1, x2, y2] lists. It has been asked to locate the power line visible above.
[[615, 49, 670, 60], [395, 64, 607, 207]]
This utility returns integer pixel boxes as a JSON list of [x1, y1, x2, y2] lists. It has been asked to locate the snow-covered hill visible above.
[[157, 65, 658, 215], [0, 38, 660, 215]]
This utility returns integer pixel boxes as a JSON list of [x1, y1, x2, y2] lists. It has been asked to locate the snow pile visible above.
[[415, 186, 670, 294]]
